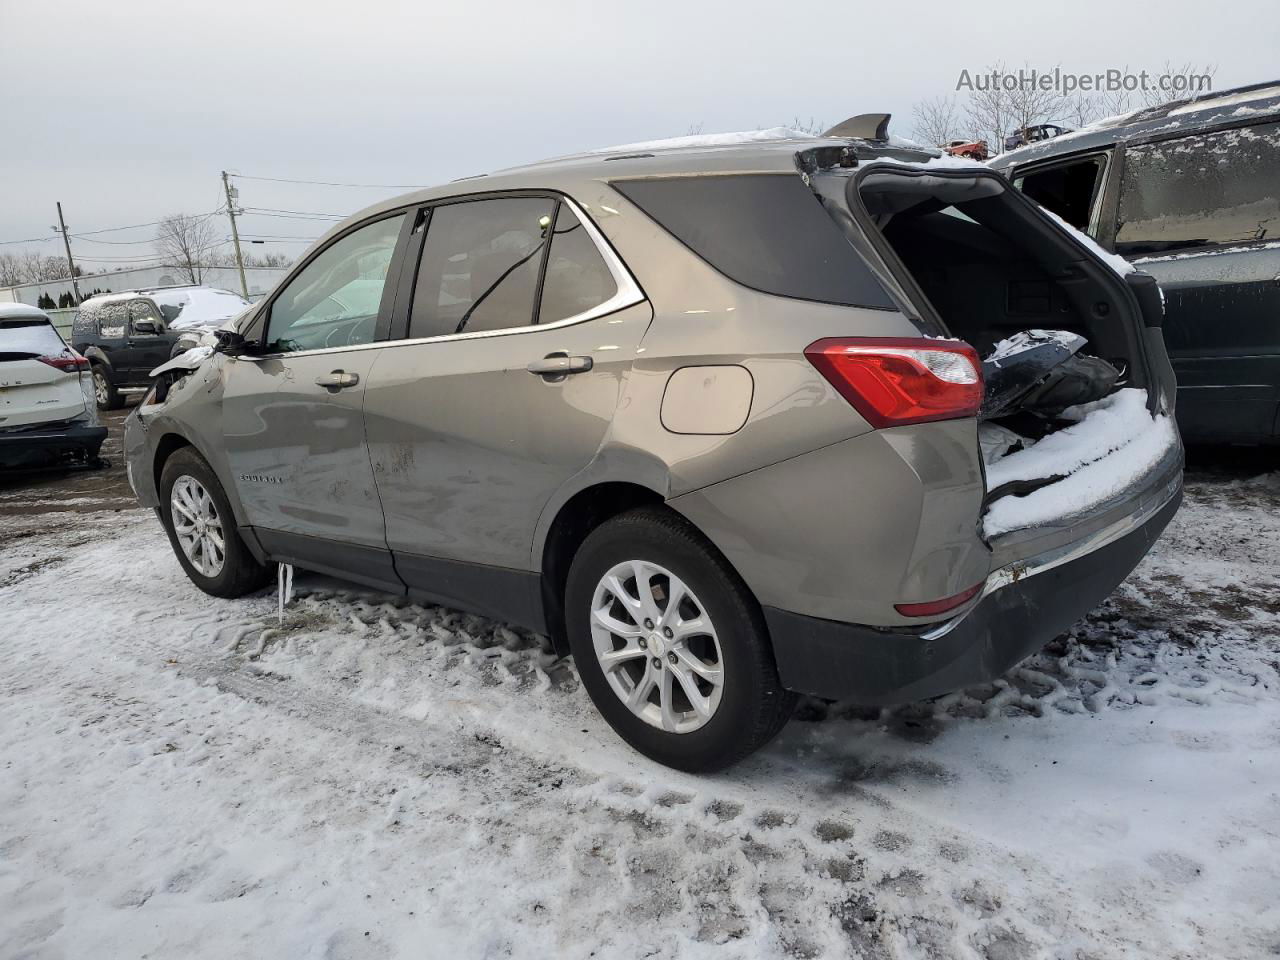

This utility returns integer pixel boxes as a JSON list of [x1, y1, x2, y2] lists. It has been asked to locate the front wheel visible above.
[[565, 507, 796, 772], [159, 447, 271, 598], [92, 365, 123, 410]]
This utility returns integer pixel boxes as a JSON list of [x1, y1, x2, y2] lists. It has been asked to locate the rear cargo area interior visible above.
[[852, 169, 1176, 535], [871, 189, 1133, 370]]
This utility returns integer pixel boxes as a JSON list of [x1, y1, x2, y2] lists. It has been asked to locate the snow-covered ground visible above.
[[2, 466, 1279, 959]]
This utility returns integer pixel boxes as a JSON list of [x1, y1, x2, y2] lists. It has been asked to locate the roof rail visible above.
[[1126, 78, 1280, 123]]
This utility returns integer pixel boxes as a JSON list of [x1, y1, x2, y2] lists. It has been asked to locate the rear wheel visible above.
[[566, 507, 796, 772], [92, 364, 122, 410], [159, 447, 270, 598]]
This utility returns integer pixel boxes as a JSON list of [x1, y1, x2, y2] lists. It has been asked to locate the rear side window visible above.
[[99, 304, 127, 338], [1115, 121, 1280, 254], [538, 205, 617, 323], [409, 197, 555, 339], [612, 174, 892, 308], [1013, 154, 1108, 235]]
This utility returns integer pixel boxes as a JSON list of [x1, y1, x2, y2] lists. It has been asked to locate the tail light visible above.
[[895, 581, 985, 618], [805, 337, 982, 427], [38, 352, 90, 373]]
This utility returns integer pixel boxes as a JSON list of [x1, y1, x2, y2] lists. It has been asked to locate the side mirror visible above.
[[133, 319, 161, 335], [213, 327, 254, 356]]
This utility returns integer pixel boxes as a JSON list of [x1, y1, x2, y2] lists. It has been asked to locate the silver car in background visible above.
[[0, 303, 105, 470], [125, 120, 1182, 770]]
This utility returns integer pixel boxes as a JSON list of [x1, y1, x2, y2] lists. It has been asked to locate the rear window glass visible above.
[[1116, 121, 1280, 254], [0, 319, 65, 355], [613, 174, 892, 309]]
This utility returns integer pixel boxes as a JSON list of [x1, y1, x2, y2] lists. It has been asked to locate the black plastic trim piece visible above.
[[252, 527, 405, 594], [764, 489, 1180, 703], [394, 551, 545, 635]]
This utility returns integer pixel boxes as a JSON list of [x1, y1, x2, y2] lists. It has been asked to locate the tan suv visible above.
[[125, 122, 1182, 770]]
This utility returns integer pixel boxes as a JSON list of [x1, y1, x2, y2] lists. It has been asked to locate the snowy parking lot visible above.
[[2, 413, 1279, 959]]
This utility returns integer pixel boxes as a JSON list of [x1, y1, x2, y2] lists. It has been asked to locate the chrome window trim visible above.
[[243, 195, 645, 362]]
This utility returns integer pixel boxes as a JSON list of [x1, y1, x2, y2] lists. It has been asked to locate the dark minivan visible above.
[[990, 81, 1280, 444]]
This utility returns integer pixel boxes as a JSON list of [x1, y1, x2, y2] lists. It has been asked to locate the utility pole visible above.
[[54, 202, 83, 306], [222, 171, 249, 298]]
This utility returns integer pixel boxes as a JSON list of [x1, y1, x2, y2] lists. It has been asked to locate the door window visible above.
[[265, 214, 405, 353], [1014, 154, 1108, 235], [99, 303, 127, 339], [538, 205, 617, 323], [129, 300, 163, 335], [408, 197, 555, 339], [1115, 121, 1280, 255]]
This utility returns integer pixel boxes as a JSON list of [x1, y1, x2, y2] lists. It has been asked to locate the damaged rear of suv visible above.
[[736, 148, 1183, 703], [126, 125, 1181, 770]]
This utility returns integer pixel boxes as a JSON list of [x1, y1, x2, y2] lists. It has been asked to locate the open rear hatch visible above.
[[815, 160, 1181, 545]]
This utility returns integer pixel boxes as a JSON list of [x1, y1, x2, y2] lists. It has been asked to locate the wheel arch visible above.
[[538, 480, 666, 656], [152, 431, 194, 499], [82, 345, 114, 374]]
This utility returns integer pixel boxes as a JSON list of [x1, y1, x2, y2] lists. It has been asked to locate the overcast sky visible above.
[[2, 0, 1277, 272]]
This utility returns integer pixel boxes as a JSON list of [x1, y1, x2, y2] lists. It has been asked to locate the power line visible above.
[[232, 173, 429, 189], [0, 209, 224, 247]]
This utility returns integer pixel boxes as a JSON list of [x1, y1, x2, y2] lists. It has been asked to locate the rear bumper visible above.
[[0, 421, 108, 469], [764, 473, 1181, 703]]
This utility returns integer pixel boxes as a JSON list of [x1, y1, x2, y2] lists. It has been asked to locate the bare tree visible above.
[[0, 252, 26, 287], [1136, 61, 1218, 108], [1006, 65, 1067, 140], [0, 249, 72, 284], [155, 213, 219, 284], [912, 96, 963, 146], [964, 61, 1015, 153], [788, 116, 829, 136]]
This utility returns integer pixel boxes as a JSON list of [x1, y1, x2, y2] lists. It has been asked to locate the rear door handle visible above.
[[314, 370, 360, 390], [527, 354, 593, 377]]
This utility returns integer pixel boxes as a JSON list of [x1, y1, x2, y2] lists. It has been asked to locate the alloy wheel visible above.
[[170, 475, 226, 577], [94, 371, 108, 405], [590, 559, 725, 733]]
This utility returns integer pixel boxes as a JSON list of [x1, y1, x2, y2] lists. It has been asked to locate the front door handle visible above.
[[315, 370, 360, 390], [527, 353, 593, 378]]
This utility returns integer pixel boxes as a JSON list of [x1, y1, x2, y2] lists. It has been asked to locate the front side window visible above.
[[1115, 121, 1280, 255], [265, 214, 405, 353], [409, 197, 555, 339], [129, 299, 163, 334], [538, 205, 617, 323], [1014, 154, 1108, 234]]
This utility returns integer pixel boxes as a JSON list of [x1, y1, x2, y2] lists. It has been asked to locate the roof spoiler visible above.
[[821, 113, 891, 140]]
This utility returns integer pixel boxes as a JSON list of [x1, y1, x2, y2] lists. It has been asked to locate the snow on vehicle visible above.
[[72, 287, 251, 410], [126, 118, 1182, 770]]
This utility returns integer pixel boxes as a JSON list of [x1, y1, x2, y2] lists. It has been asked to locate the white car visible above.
[[0, 303, 107, 469]]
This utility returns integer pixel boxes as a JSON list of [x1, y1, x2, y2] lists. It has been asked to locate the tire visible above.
[[159, 447, 271, 598], [92, 364, 123, 411], [565, 506, 796, 772]]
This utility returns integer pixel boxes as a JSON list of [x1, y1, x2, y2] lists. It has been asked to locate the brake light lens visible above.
[[894, 581, 985, 618], [38, 352, 90, 373], [805, 337, 982, 427]]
